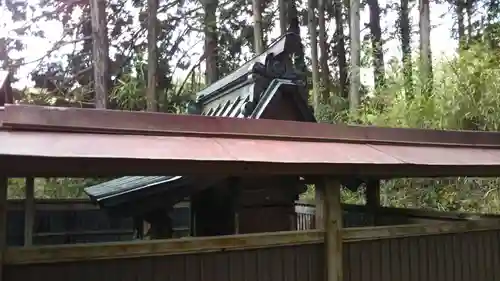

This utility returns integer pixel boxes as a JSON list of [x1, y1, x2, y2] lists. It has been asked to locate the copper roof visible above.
[[3, 104, 500, 147], [1, 104, 500, 177]]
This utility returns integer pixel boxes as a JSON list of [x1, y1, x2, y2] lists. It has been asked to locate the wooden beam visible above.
[[343, 219, 500, 241], [366, 179, 380, 226], [5, 219, 500, 265], [24, 177, 34, 246], [5, 230, 323, 265], [324, 177, 342, 281], [0, 176, 7, 280]]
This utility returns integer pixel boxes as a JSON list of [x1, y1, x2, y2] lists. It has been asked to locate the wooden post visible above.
[[366, 179, 381, 226], [0, 176, 7, 281], [24, 177, 34, 246], [234, 212, 240, 234], [315, 181, 325, 230], [324, 177, 342, 281], [230, 178, 240, 234]]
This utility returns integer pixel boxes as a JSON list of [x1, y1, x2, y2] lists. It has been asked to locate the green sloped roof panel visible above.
[[85, 176, 180, 200]]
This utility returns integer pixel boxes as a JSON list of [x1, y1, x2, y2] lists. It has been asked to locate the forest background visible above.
[[1, 0, 500, 213]]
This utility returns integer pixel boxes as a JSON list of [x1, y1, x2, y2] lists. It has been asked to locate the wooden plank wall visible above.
[[5, 244, 324, 281], [343, 229, 500, 281], [6, 200, 133, 246], [7, 200, 378, 245], [6, 200, 191, 245], [4, 221, 500, 281]]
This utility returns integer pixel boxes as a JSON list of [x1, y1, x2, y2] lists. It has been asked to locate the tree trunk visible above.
[[0, 38, 7, 69], [457, 0, 465, 49], [204, 0, 219, 85], [466, 0, 473, 45], [147, 0, 158, 112], [334, 0, 348, 99], [399, 0, 412, 98], [288, 0, 306, 74], [368, 0, 385, 90], [308, 0, 320, 112], [318, 0, 330, 104], [90, 0, 109, 109], [419, 0, 432, 96], [349, 0, 361, 112], [253, 0, 264, 54], [279, 0, 287, 35]]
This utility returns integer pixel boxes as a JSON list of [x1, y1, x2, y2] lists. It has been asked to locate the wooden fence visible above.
[[8, 199, 494, 246], [294, 201, 494, 230], [6, 199, 190, 246], [4, 220, 500, 281]]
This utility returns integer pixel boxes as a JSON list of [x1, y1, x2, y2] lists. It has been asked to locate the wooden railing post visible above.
[[315, 181, 325, 230], [366, 179, 381, 226], [324, 177, 342, 281], [0, 176, 7, 281], [24, 177, 34, 246]]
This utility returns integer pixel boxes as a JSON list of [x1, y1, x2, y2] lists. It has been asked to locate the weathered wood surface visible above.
[[5, 243, 324, 281], [343, 229, 500, 281], [324, 178, 343, 281], [0, 177, 7, 281], [5, 198, 496, 247], [23, 178, 34, 246], [4, 222, 500, 281], [296, 201, 500, 229], [6, 202, 133, 246], [6, 219, 500, 265]]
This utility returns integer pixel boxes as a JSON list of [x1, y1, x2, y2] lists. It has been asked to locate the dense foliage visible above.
[[2, 0, 500, 214], [309, 41, 500, 213]]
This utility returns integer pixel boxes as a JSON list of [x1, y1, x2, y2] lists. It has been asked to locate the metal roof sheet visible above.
[[82, 79, 313, 205], [85, 176, 179, 199], [2, 130, 500, 178], [4, 104, 500, 148]]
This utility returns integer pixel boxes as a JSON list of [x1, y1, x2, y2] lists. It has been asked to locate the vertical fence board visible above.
[[491, 230, 500, 280]]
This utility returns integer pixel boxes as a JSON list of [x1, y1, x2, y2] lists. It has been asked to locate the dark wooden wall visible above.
[[6, 200, 378, 246], [6, 200, 191, 246], [343, 229, 500, 281], [8, 199, 487, 246], [5, 244, 323, 281], [5, 228, 500, 281]]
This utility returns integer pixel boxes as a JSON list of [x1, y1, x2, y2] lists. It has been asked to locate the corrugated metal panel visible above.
[[85, 176, 179, 199], [201, 84, 252, 118]]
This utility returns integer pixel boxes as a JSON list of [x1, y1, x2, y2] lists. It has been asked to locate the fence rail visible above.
[[8, 199, 495, 246], [4, 220, 500, 281]]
